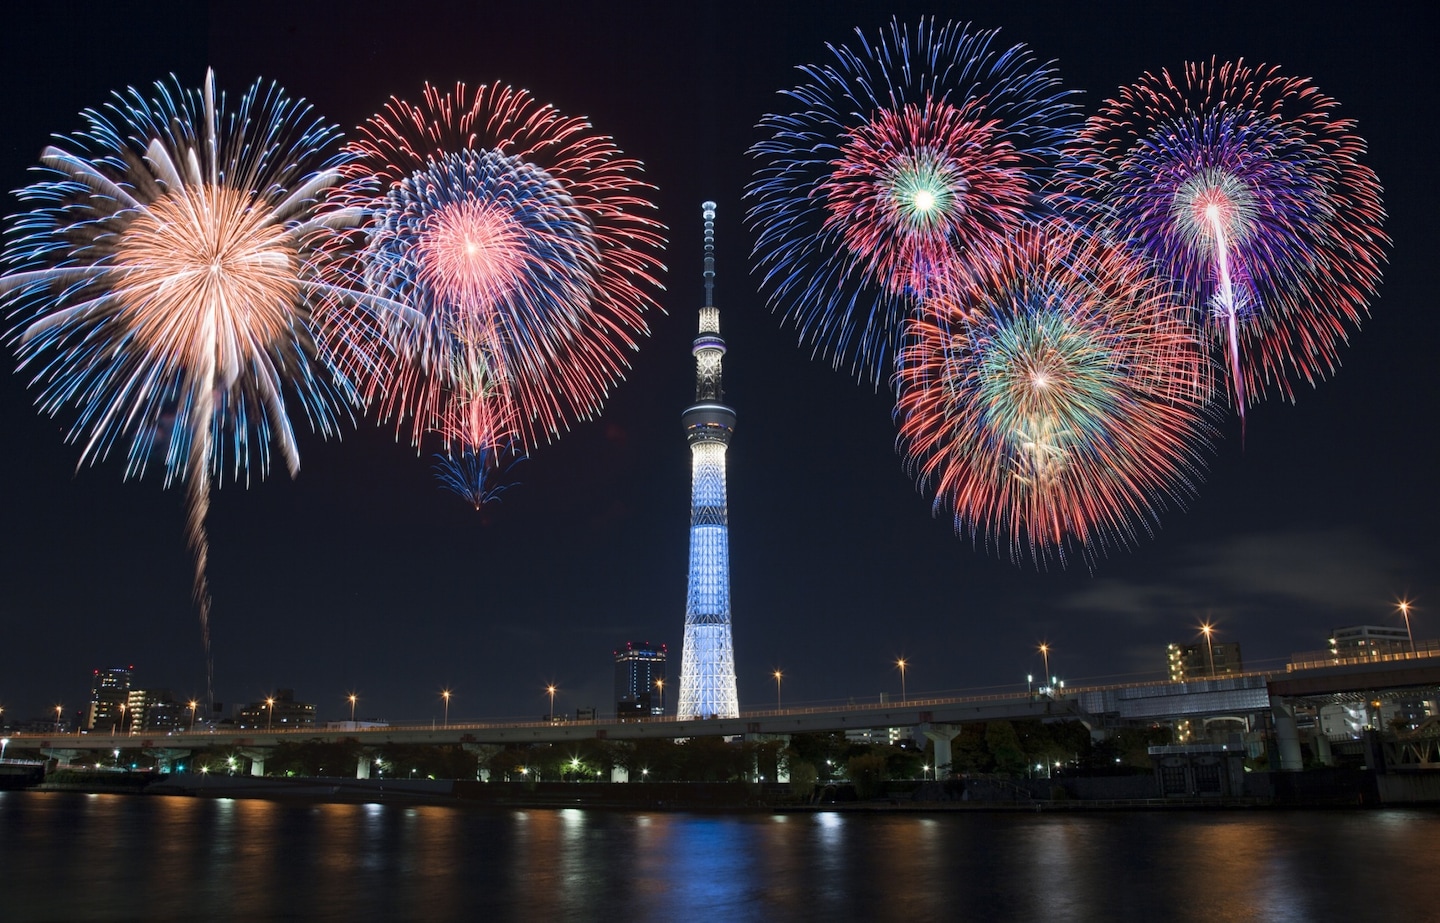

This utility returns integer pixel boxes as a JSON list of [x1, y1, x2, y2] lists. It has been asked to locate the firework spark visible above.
[[0, 71, 371, 705], [747, 18, 1079, 384], [337, 82, 665, 491], [894, 224, 1212, 566], [1061, 59, 1388, 418]]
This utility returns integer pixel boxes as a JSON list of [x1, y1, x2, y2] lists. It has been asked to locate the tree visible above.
[[847, 751, 889, 799], [985, 720, 1028, 775]]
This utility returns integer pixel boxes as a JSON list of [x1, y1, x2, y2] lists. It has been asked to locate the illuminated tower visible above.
[[677, 201, 740, 720]]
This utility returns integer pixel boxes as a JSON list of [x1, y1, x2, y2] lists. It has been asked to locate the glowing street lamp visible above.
[[348, 693, 358, 723], [55, 704, 63, 734], [441, 689, 452, 728], [265, 696, 276, 732], [1398, 599, 1417, 655], [187, 700, 198, 732], [896, 658, 908, 703], [773, 670, 784, 710], [1038, 644, 1051, 690], [546, 685, 557, 722], [654, 678, 664, 715], [1200, 623, 1217, 677]]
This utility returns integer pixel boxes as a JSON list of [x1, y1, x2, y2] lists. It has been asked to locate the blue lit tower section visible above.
[[677, 201, 740, 720]]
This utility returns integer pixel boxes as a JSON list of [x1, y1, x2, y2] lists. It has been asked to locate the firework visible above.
[[894, 224, 1212, 565], [747, 18, 1079, 384], [337, 82, 665, 484], [0, 71, 370, 704], [1061, 59, 1387, 418]]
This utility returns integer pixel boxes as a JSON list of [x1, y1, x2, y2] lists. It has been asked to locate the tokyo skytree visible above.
[[676, 201, 740, 720]]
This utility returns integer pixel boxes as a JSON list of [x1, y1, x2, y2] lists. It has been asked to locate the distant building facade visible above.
[[1329, 625, 1412, 658], [236, 689, 316, 730], [1167, 642, 1243, 681], [86, 667, 133, 731], [126, 689, 184, 733], [615, 641, 668, 718]]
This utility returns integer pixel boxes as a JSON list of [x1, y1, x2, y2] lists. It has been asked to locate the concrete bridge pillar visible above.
[[1312, 731, 1334, 767], [611, 765, 630, 783], [355, 754, 371, 780], [40, 748, 84, 767], [238, 748, 272, 777], [920, 724, 961, 776], [1270, 700, 1303, 771], [143, 748, 193, 773]]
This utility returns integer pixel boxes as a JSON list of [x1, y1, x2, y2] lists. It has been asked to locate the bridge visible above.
[[9, 650, 1437, 778]]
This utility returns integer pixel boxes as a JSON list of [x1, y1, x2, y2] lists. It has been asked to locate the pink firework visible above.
[[337, 83, 665, 463], [1062, 59, 1388, 418]]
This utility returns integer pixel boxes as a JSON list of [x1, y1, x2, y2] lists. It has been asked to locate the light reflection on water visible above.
[[1, 791, 1436, 922]]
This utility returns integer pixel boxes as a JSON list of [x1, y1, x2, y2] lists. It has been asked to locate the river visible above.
[[2, 791, 1435, 922]]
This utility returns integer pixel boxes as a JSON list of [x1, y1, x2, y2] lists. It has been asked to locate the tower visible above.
[[676, 201, 740, 720]]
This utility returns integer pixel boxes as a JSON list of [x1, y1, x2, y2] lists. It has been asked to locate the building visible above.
[[126, 689, 185, 733], [1329, 625, 1412, 658], [1167, 641, 1243, 681], [615, 641, 668, 718], [236, 689, 316, 730], [86, 667, 133, 731], [676, 202, 740, 720]]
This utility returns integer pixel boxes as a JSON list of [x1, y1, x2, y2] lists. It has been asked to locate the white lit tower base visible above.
[[677, 201, 740, 720]]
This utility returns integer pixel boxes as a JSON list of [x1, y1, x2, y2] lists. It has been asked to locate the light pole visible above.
[[1038, 644, 1051, 692], [441, 689, 452, 727], [774, 670, 783, 710], [1398, 600, 1417, 655], [348, 693, 358, 723], [546, 685, 556, 722], [188, 700, 198, 732], [265, 696, 275, 732], [654, 678, 664, 716], [896, 658, 908, 703], [1200, 623, 1216, 677], [55, 704, 63, 734]]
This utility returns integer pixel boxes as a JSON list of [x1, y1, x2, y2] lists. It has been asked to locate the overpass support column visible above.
[[356, 754, 371, 780], [611, 766, 630, 783], [1270, 699, 1303, 771], [1312, 731, 1334, 767], [920, 724, 961, 777], [238, 748, 272, 777], [143, 748, 193, 773]]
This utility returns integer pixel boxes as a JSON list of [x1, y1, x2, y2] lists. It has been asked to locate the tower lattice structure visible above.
[[677, 201, 740, 720]]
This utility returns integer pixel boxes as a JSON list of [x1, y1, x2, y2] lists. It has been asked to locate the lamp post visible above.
[[546, 685, 556, 722], [1027, 674, 1033, 696], [1398, 600, 1417, 655], [188, 700, 198, 732], [265, 696, 275, 732], [654, 678, 664, 716], [896, 658, 908, 703], [1200, 623, 1217, 677], [1038, 644, 1051, 693], [1, 738, 8, 761], [55, 704, 63, 734], [773, 670, 783, 710], [441, 689, 452, 728], [348, 693, 358, 723]]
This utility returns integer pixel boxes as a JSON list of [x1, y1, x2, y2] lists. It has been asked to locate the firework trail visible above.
[[0, 71, 372, 708], [1061, 59, 1387, 421], [747, 18, 1079, 385], [336, 83, 665, 498], [894, 223, 1212, 566]]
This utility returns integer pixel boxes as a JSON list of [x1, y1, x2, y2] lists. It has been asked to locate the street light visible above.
[[1398, 599, 1417, 655], [546, 685, 557, 722], [1200, 623, 1217, 677], [348, 693, 358, 723], [265, 696, 276, 732], [188, 700, 198, 732], [773, 670, 784, 710], [441, 689, 452, 727], [55, 704, 63, 733], [896, 658, 908, 702], [654, 678, 664, 715], [1027, 674, 1034, 696], [1038, 644, 1051, 691]]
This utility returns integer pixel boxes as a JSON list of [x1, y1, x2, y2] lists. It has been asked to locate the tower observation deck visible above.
[[676, 201, 739, 720]]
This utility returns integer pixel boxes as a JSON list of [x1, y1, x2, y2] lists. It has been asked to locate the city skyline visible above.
[[0, 1, 1435, 724]]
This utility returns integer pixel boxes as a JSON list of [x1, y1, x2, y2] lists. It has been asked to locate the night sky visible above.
[[0, 1, 1434, 726]]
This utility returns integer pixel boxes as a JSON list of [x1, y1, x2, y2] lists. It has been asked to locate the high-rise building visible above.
[[126, 688, 184, 733], [676, 201, 740, 720], [615, 641, 668, 718], [1167, 641, 1243, 681], [1329, 625, 1411, 658], [237, 689, 316, 730], [86, 666, 133, 731]]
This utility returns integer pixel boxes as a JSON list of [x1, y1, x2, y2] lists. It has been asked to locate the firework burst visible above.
[[894, 224, 1212, 566], [1061, 59, 1388, 418], [0, 71, 371, 705], [337, 82, 665, 495], [747, 18, 1079, 384]]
